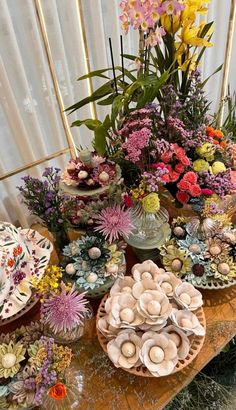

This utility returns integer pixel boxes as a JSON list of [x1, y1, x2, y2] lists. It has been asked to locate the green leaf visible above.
[[71, 119, 102, 130], [97, 94, 116, 105], [122, 53, 140, 62], [103, 114, 112, 131], [94, 125, 107, 155], [111, 95, 125, 128], [77, 68, 111, 81], [201, 64, 223, 88]]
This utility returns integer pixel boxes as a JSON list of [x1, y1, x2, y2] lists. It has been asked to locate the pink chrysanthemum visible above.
[[94, 205, 133, 243], [40, 283, 88, 333]]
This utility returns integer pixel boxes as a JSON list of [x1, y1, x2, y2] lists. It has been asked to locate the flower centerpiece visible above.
[[97, 260, 205, 377], [18, 167, 71, 253], [0, 323, 77, 409], [160, 199, 236, 288], [31, 265, 91, 343], [62, 232, 127, 298], [0, 222, 52, 321]]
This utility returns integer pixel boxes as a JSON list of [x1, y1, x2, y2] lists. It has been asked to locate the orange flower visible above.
[[48, 383, 67, 400], [7, 258, 14, 267], [206, 126, 215, 137], [213, 140, 219, 145], [220, 141, 227, 148], [214, 130, 224, 139]]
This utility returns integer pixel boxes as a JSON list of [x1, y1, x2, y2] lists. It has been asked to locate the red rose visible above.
[[176, 191, 190, 204], [189, 184, 202, 197], [183, 171, 198, 184], [160, 151, 172, 163], [169, 170, 181, 182], [161, 173, 170, 183], [177, 179, 191, 191], [174, 163, 185, 174]]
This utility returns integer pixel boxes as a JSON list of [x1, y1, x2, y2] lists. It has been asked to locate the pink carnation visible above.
[[174, 163, 185, 174], [183, 171, 198, 184], [189, 184, 202, 197], [177, 179, 191, 191]]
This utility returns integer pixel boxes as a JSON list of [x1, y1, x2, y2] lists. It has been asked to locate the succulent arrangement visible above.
[[62, 235, 126, 294], [0, 323, 73, 408], [97, 260, 205, 377]]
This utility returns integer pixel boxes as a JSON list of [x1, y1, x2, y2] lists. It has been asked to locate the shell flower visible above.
[[108, 293, 144, 328], [137, 290, 172, 328], [205, 237, 230, 260], [0, 341, 26, 378], [132, 260, 165, 282], [140, 331, 178, 377], [164, 325, 190, 360], [97, 316, 119, 339], [171, 310, 205, 336], [162, 247, 192, 277], [155, 272, 182, 297], [110, 276, 135, 296], [177, 235, 207, 261], [174, 283, 203, 311], [132, 278, 162, 299], [211, 257, 236, 282], [107, 329, 142, 369]]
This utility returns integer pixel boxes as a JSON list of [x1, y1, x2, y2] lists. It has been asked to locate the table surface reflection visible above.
[[1, 227, 236, 410]]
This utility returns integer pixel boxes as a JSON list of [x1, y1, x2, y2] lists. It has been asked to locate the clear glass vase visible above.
[[41, 364, 84, 410], [124, 204, 171, 260]]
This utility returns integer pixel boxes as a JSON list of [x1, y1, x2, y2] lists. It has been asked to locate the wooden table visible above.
[[2, 228, 236, 410]]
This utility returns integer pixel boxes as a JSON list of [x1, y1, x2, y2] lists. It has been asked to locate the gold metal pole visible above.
[[0, 148, 70, 181], [76, 0, 97, 119], [219, 0, 236, 127], [34, 0, 77, 158]]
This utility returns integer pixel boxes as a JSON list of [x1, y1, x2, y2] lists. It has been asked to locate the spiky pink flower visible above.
[[94, 205, 133, 243], [40, 283, 88, 333]]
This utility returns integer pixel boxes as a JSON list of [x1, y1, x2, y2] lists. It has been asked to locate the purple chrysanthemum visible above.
[[94, 205, 133, 243], [40, 283, 88, 333]]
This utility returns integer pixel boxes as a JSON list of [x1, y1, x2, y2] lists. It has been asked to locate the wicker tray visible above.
[[96, 293, 206, 377]]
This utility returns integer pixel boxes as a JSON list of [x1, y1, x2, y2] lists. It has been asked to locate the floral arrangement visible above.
[[62, 235, 126, 293], [0, 323, 73, 408], [160, 200, 236, 286], [17, 167, 71, 251], [97, 260, 205, 377], [61, 150, 119, 190]]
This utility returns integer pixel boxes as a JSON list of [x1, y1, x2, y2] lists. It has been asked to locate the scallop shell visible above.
[[186, 217, 222, 239]]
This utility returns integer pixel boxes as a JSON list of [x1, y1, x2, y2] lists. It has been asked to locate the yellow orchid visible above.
[[161, 15, 180, 34], [180, 23, 213, 47]]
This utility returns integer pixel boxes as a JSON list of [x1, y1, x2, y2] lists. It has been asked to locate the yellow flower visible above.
[[180, 23, 213, 47], [31, 265, 64, 300], [161, 15, 180, 34], [211, 161, 226, 175], [196, 142, 215, 161], [142, 193, 160, 213], [0, 341, 26, 378], [193, 159, 210, 172]]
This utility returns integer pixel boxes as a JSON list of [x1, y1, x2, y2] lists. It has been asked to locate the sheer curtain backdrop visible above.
[[0, 0, 235, 226]]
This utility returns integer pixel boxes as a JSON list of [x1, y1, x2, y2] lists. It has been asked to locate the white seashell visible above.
[[122, 286, 132, 293], [65, 263, 76, 276], [202, 218, 221, 238], [78, 170, 88, 179], [149, 346, 165, 364], [142, 272, 153, 280], [98, 171, 110, 182], [88, 247, 101, 259], [160, 282, 173, 295], [147, 300, 161, 315], [106, 264, 119, 275], [179, 293, 191, 305], [186, 218, 200, 237], [2, 353, 17, 369], [120, 308, 135, 323], [217, 262, 230, 275], [121, 341, 136, 358], [168, 332, 181, 348], [86, 273, 98, 283], [181, 318, 193, 328]]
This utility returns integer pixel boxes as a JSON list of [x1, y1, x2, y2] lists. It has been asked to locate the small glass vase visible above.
[[124, 204, 171, 260], [50, 228, 70, 255], [43, 303, 93, 344], [41, 364, 83, 410]]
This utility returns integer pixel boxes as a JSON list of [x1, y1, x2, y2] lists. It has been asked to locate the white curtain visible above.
[[0, 0, 235, 226]]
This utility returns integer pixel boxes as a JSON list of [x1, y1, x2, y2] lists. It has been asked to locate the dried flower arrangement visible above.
[[97, 260, 205, 377], [0, 323, 73, 409]]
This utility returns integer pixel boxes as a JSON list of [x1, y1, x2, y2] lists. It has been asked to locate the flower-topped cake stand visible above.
[[96, 260, 206, 377], [0, 222, 52, 324]]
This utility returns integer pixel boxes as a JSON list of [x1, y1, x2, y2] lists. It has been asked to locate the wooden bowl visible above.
[[96, 293, 206, 377]]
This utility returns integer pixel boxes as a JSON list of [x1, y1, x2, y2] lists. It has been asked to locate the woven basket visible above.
[[96, 293, 206, 377]]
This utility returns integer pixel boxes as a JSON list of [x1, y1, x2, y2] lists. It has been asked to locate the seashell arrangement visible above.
[[97, 260, 205, 377], [160, 215, 236, 288]]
